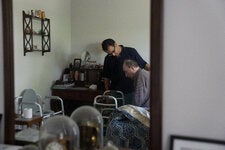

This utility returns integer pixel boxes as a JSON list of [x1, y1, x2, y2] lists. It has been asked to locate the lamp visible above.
[[81, 51, 91, 68]]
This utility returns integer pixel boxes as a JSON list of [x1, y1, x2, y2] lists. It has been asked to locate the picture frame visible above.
[[74, 58, 81, 69], [170, 135, 225, 150]]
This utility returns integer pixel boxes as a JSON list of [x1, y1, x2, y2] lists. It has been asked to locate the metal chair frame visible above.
[[103, 90, 125, 107], [93, 95, 118, 126]]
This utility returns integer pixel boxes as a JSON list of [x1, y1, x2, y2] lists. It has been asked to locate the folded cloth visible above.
[[105, 105, 150, 150]]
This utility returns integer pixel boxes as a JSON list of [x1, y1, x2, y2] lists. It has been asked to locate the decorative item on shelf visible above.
[[25, 27, 32, 34], [73, 58, 81, 83], [81, 51, 91, 68], [70, 106, 103, 150], [68, 63, 74, 83], [33, 45, 37, 50], [74, 58, 81, 69], [94, 64, 103, 69], [79, 70, 85, 81], [41, 11, 45, 19], [63, 68, 70, 83], [74, 70, 79, 81], [26, 10, 30, 15], [33, 30, 37, 34], [37, 29, 46, 35], [39, 115, 80, 150], [34, 10, 38, 17], [31, 10, 34, 17], [35, 9, 41, 18], [25, 9, 45, 18]]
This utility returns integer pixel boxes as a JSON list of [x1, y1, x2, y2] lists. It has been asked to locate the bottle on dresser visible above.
[[68, 63, 74, 83]]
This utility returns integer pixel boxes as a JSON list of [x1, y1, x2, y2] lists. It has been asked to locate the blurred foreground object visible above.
[[71, 106, 103, 150], [39, 115, 80, 150]]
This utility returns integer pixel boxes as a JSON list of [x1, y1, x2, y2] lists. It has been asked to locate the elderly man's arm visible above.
[[133, 70, 150, 110], [144, 63, 151, 71], [134, 77, 149, 104], [103, 78, 110, 90]]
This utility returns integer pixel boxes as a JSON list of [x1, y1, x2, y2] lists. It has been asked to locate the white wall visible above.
[[0, 0, 4, 143], [13, 0, 71, 97], [71, 0, 150, 64], [163, 0, 225, 149]]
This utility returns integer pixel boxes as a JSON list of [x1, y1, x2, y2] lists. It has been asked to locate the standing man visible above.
[[123, 59, 150, 111], [101, 38, 150, 104]]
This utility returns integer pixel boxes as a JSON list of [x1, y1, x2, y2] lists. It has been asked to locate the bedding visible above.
[[105, 105, 150, 150]]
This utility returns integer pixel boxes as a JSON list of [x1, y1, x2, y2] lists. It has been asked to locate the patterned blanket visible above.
[[105, 105, 150, 150]]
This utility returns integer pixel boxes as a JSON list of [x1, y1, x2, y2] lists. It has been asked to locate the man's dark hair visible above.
[[101, 38, 115, 52]]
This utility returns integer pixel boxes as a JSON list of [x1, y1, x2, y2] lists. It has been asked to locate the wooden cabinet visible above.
[[23, 11, 50, 56]]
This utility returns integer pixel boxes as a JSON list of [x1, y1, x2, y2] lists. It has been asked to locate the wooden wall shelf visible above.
[[22, 10, 51, 56]]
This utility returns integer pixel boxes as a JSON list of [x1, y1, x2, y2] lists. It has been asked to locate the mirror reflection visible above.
[[12, 0, 150, 149]]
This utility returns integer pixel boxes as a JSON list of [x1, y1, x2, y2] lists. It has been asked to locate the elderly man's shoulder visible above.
[[141, 69, 150, 74]]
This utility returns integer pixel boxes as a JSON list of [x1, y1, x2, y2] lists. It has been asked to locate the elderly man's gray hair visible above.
[[123, 59, 139, 68]]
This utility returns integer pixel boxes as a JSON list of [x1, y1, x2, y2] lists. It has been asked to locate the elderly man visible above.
[[123, 59, 150, 111]]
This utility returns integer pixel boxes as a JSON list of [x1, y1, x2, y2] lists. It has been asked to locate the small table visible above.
[[15, 115, 42, 127]]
